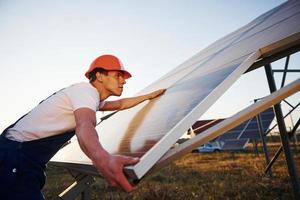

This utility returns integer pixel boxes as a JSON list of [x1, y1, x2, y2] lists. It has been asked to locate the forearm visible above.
[[118, 94, 150, 110], [76, 123, 109, 162], [100, 89, 166, 111], [73, 108, 140, 192]]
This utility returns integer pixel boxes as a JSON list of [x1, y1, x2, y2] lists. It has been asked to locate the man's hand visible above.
[[147, 89, 166, 100], [93, 154, 140, 192]]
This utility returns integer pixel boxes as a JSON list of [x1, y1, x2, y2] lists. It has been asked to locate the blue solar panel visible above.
[[222, 139, 249, 150], [193, 107, 275, 141], [192, 107, 275, 150], [216, 120, 251, 140], [239, 107, 274, 139], [216, 130, 241, 140]]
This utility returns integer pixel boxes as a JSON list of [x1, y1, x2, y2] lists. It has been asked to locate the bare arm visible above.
[[74, 108, 139, 192], [100, 89, 166, 111]]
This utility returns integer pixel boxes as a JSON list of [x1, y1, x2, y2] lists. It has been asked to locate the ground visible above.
[[43, 143, 299, 200]]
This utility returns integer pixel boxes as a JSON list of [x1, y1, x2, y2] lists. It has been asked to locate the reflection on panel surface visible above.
[[51, 1, 300, 178]]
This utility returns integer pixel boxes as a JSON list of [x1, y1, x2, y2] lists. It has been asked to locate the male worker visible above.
[[0, 54, 165, 200]]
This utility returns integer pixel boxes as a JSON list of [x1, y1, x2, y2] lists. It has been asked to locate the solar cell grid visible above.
[[240, 132, 261, 139], [217, 131, 241, 140]]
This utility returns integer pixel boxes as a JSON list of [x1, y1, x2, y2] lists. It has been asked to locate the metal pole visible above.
[[253, 139, 259, 156], [265, 146, 283, 174], [272, 69, 300, 73], [264, 103, 300, 137], [256, 113, 272, 177], [280, 55, 290, 88], [291, 118, 300, 154], [283, 99, 294, 109], [290, 111, 298, 153], [59, 174, 94, 200], [265, 118, 300, 174], [264, 64, 300, 199]]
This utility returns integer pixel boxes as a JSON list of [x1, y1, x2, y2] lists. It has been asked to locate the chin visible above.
[[113, 91, 122, 96]]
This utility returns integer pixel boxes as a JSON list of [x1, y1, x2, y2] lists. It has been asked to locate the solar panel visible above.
[[218, 130, 243, 140], [221, 139, 249, 150], [150, 79, 299, 174], [217, 121, 250, 140], [51, 1, 300, 179], [191, 107, 274, 147], [239, 107, 275, 139], [192, 119, 224, 135]]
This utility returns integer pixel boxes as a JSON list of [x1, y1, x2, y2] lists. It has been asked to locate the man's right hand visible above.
[[93, 153, 140, 192]]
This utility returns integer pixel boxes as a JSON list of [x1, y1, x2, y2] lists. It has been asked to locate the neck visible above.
[[91, 81, 110, 101]]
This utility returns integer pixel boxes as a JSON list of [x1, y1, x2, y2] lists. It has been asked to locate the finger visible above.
[[151, 90, 164, 99], [101, 171, 121, 189], [121, 157, 140, 166], [115, 172, 135, 192], [108, 179, 119, 188], [157, 89, 166, 96]]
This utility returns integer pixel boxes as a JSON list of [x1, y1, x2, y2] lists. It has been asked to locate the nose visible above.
[[120, 76, 126, 85]]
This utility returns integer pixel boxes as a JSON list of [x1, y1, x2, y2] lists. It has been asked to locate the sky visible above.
[[0, 0, 299, 132]]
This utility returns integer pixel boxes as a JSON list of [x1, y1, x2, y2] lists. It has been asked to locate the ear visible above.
[[95, 72, 104, 83]]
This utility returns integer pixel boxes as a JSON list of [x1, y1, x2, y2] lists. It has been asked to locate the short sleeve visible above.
[[63, 83, 100, 111], [99, 101, 106, 109]]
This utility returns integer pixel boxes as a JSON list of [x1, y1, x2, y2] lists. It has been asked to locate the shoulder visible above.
[[64, 82, 98, 96], [63, 82, 100, 111], [67, 82, 96, 90]]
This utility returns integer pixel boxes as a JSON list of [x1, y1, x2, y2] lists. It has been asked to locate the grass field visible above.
[[43, 143, 299, 200]]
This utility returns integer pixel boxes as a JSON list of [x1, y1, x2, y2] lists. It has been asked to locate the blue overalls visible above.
[[0, 114, 75, 199]]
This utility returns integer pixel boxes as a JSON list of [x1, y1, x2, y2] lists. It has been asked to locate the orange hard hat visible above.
[[85, 54, 132, 79]]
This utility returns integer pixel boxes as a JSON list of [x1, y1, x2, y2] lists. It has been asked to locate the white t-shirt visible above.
[[6, 82, 104, 142]]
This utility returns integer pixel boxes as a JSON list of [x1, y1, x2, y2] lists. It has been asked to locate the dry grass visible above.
[[43, 144, 299, 200]]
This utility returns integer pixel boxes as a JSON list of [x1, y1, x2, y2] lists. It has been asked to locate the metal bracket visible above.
[[59, 173, 95, 200]]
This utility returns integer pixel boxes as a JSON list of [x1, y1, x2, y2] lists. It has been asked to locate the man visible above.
[[0, 54, 165, 200]]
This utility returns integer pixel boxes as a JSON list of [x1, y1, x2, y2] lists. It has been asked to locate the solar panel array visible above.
[[152, 79, 299, 173], [51, 0, 300, 179], [191, 107, 275, 150], [217, 107, 275, 141]]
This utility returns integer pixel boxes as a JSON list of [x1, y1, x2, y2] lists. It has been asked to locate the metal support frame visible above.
[[291, 119, 300, 153], [291, 115, 299, 153], [283, 99, 294, 108], [253, 139, 259, 156], [272, 69, 300, 73], [265, 118, 300, 174], [247, 44, 300, 73], [264, 102, 300, 137], [280, 55, 290, 88], [256, 112, 273, 177], [59, 172, 94, 200], [264, 63, 300, 199]]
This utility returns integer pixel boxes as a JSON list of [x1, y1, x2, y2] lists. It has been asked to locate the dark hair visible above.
[[88, 68, 108, 82]]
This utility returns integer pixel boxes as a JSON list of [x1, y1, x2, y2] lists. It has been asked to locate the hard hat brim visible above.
[[85, 68, 132, 79]]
